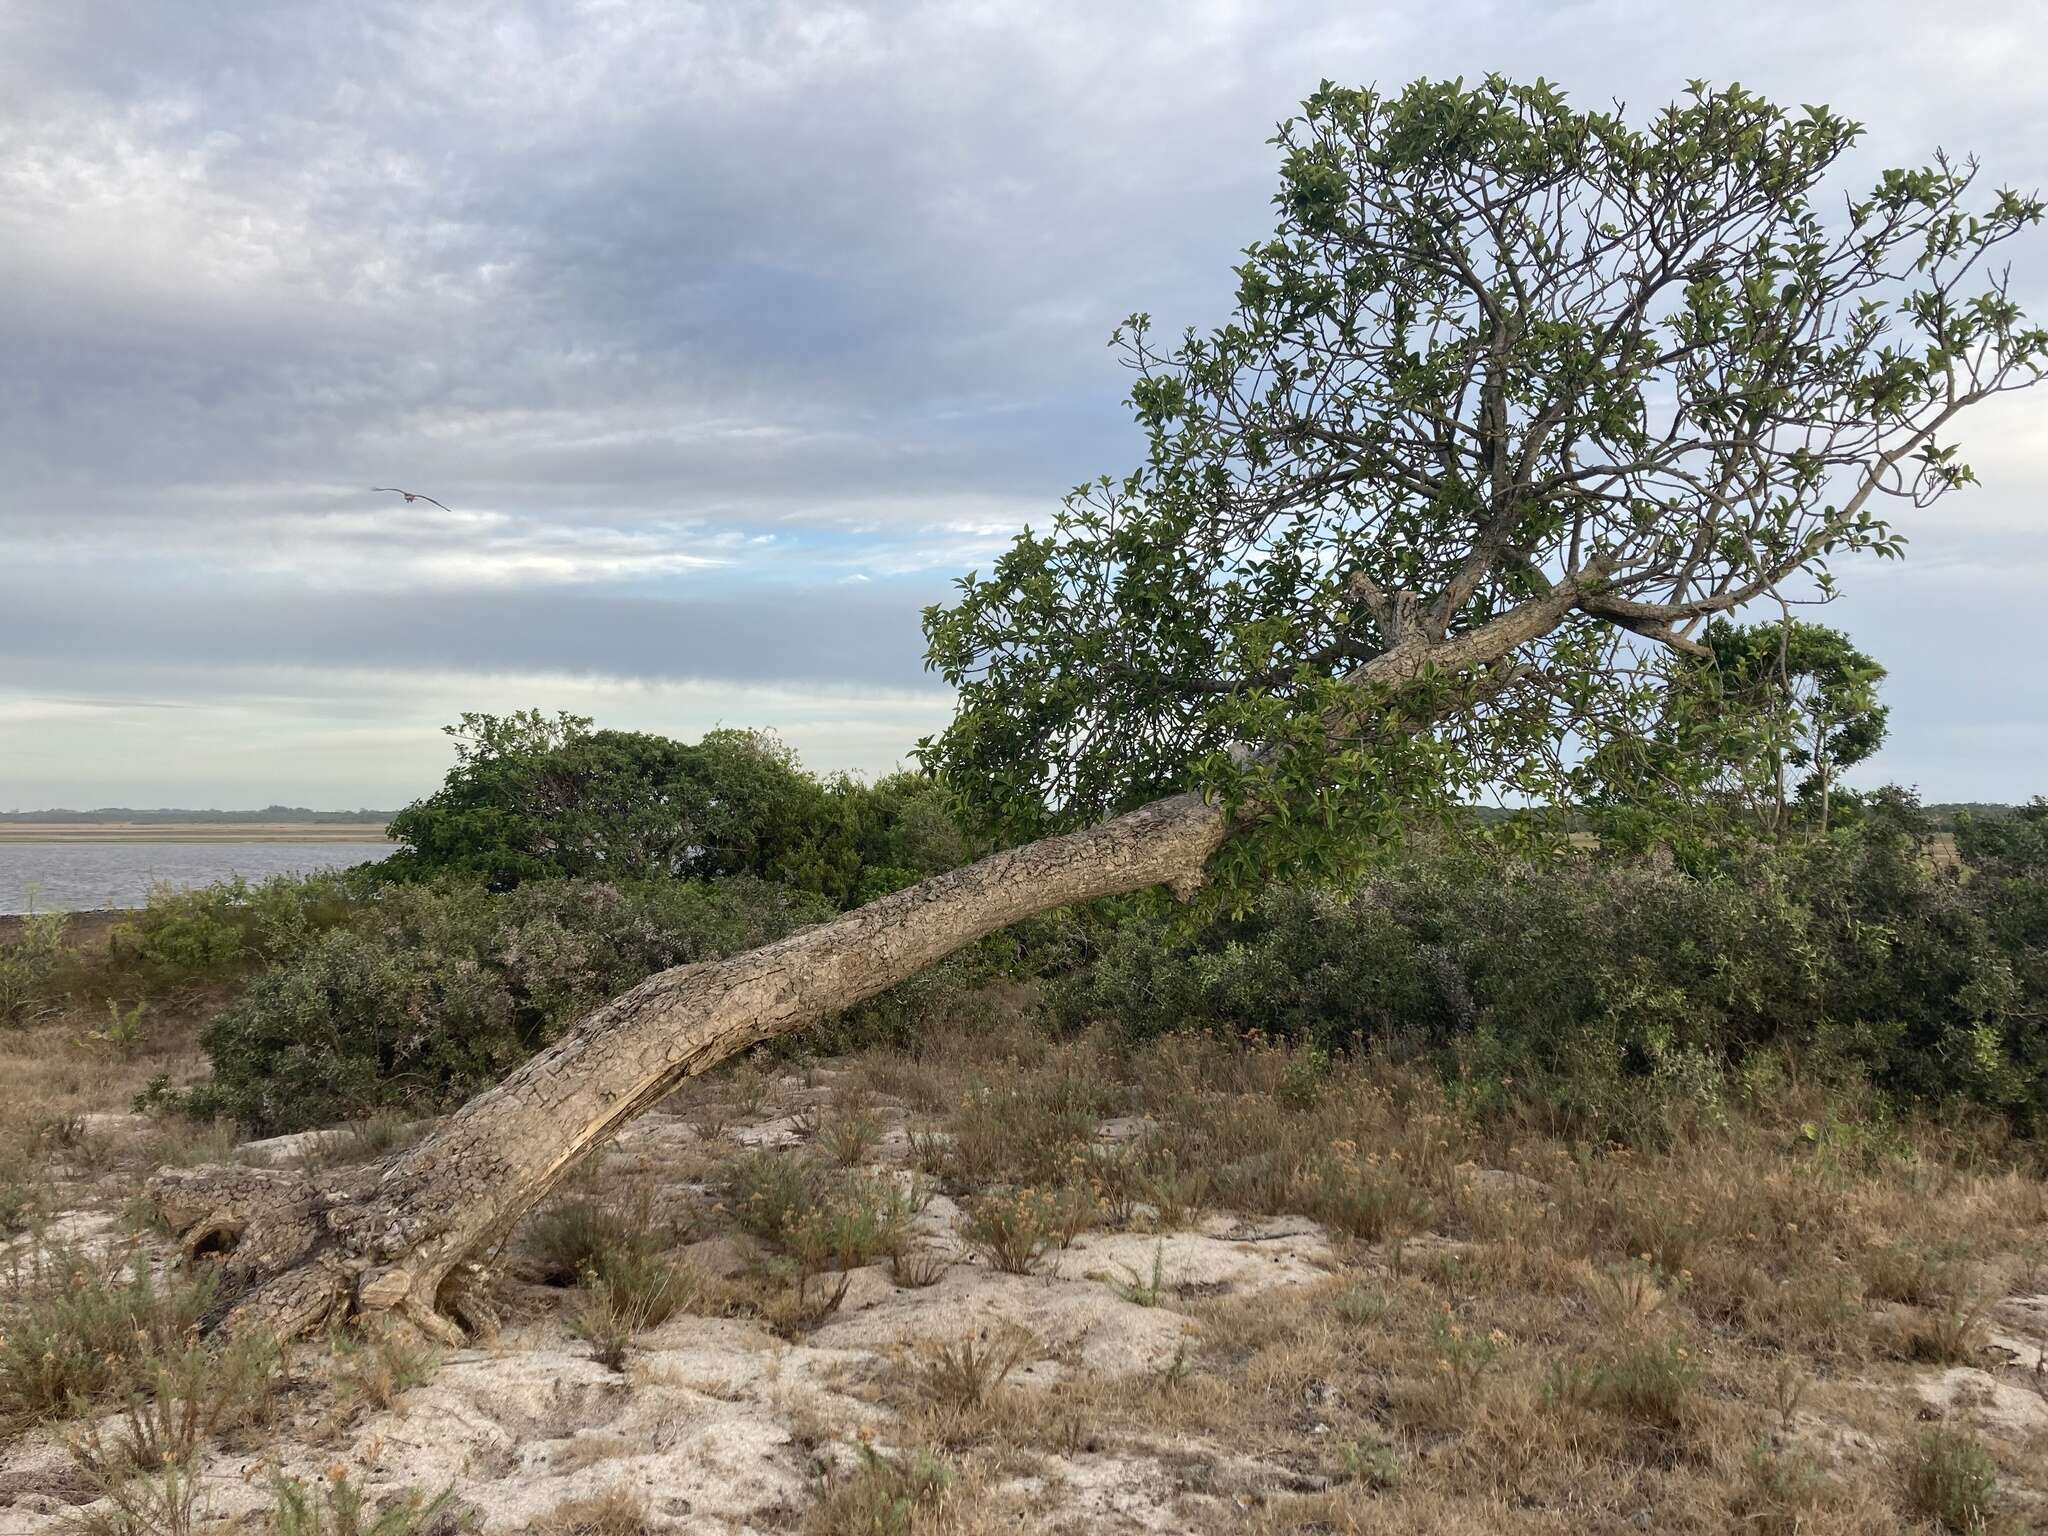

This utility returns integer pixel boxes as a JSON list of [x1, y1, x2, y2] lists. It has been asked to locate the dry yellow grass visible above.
[[5, 1002, 2046, 1533]]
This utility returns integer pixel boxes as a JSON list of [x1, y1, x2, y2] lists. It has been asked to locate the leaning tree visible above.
[[152, 77, 2044, 1340]]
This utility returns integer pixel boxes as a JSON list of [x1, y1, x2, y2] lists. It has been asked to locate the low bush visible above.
[[801, 1444, 959, 1536], [728, 1149, 914, 1272], [0, 911, 68, 1025], [962, 1188, 1058, 1274], [106, 869, 370, 992], [186, 876, 832, 1131], [381, 711, 977, 909], [0, 1239, 227, 1431], [1898, 1427, 2000, 1532], [1583, 1339, 1701, 1430], [269, 1471, 455, 1536], [1052, 811, 2048, 1140]]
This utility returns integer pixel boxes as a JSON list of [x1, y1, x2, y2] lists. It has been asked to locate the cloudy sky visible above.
[[2, 1, 2043, 810]]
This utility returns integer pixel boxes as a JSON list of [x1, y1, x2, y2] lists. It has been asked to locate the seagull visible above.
[[370, 487, 452, 512]]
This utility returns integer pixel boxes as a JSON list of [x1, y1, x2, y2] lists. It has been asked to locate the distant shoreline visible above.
[[0, 823, 392, 844]]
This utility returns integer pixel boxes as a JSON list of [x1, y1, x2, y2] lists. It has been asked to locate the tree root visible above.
[[148, 1164, 476, 1344]]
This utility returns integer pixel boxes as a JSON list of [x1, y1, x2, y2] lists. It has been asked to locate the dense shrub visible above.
[[165, 735, 2048, 1148], [1053, 815, 2048, 1141], [0, 912, 67, 1025], [384, 713, 829, 890], [105, 869, 370, 990], [6, 871, 371, 1025], [381, 710, 976, 906], [187, 876, 832, 1132]]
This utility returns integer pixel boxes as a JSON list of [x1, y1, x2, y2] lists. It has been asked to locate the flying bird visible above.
[[370, 487, 451, 512]]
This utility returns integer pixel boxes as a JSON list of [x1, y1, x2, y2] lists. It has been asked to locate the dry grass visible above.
[[0, 1009, 210, 1128], [795, 1019, 2048, 1533], [800, 1445, 1015, 1536], [532, 1486, 654, 1536], [7, 995, 2047, 1533]]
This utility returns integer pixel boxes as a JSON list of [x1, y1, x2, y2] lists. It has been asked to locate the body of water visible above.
[[0, 841, 396, 915]]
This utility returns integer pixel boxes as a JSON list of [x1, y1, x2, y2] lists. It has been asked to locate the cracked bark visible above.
[[149, 790, 1232, 1339]]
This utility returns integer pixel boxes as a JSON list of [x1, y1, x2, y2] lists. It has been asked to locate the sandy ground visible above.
[[3, 1027, 2045, 1534]]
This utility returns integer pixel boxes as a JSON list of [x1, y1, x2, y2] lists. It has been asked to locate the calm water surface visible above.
[[1, 842, 395, 915]]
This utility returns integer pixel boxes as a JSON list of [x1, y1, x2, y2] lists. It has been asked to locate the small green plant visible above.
[[1139, 1154, 1210, 1230], [1047, 1180, 1099, 1247], [1155, 1340, 1195, 1388], [790, 1099, 825, 1143], [0, 1241, 218, 1430], [1295, 1148, 1431, 1243], [808, 1179, 914, 1272], [691, 1094, 735, 1142], [570, 1256, 697, 1370], [733, 1151, 913, 1277], [1427, 1317, 1504, 1407], [1585, 1339, 1700, 1431], [1109, 1243, 1169, 1306], [0, 910, 67, 1026], [1079, 1143, 1141, 1228], [1278, 1045, 1331, 1109], [821, 1097, 886, 1169], [1731, 1444, 1831, 1536], [890, 1246, 948, 1289], [526, 1191, 684, 1291], [570, 1280, 643, 1372], [1590, 1261, 1668, 1329], [963, 1189, 1057, 1275], [1332, 1287, 1391, 1326], [0, 1142, 42, 1236], [269, 1470, 456, 1536], [1770, 1359, 1808, 1433], [1860, 1244, 1951, 1306], [802, 1443, 954, 1536], [319, 1112, 426, 1167], [907, 1127, 951, 1177], [729, 1148, 820, 1248], [66, 1460, 203, 1536], [1904, 1294, 1987, 1365], [64, 1333, 286, 1536], [1338, 1435, 1401, 1491], [85, 997, 150, 1053], [332, 1330, 438, 1414], [1898, 1428, 1999, 1533], [725, 1059, 774, 1118], [764, 1270, 853, 1338]]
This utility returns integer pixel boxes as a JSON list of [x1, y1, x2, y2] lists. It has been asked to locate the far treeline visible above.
[[0, 806, 395, 825]]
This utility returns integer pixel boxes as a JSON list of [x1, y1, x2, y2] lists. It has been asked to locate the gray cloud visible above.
[[0, 577, 938, 689], [1, 0, 2044, 803]]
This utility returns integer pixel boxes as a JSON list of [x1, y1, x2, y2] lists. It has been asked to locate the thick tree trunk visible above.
[[150, 791, 1231, 1339]]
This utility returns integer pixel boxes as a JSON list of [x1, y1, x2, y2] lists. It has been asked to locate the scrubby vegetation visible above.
[[1057, 801, 2048, 1142], [184, 876, 832, 1131], [8, 715, 2048, 1148], [3, 733, 2047, 1529], [11, 995, 2043, 1530]]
